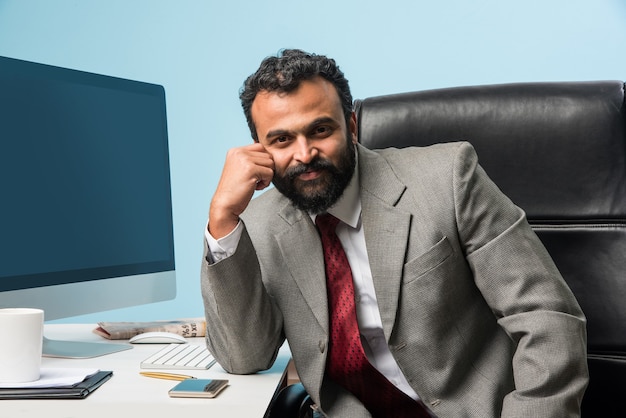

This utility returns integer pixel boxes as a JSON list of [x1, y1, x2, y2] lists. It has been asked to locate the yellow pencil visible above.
[[140, 371, 196, 381]]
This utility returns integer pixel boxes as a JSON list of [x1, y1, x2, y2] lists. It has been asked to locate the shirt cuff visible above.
[[205, 219, 243, 263]]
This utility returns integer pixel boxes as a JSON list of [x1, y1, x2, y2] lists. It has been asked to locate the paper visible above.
[[94, 318, 206, 340], [0, 368, 99, 388]]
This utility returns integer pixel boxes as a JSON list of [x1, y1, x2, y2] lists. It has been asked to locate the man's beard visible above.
[[272, 141, 356, 214]]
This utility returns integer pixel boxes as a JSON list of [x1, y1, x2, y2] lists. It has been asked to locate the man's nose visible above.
[[293, 136, 318, 164]]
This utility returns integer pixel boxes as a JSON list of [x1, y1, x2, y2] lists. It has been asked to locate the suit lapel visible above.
[[274, 202, 329, 332], [359, 146, 412, 341]]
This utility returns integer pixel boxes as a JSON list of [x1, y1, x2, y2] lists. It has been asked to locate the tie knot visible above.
[[315, 213, 340, 234]]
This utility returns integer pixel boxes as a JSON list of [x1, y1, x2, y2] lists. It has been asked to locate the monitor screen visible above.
[[0, 56, 176, 339]]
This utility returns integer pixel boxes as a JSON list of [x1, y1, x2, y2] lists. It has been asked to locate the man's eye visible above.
[[314, 126, 331, 136], [276, 136, 289, 143]]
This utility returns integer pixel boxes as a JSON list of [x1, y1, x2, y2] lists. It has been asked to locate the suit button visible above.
[[318, 340, 326, 353]]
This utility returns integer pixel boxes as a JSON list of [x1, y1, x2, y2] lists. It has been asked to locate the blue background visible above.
[[1, 0, 625, 323]]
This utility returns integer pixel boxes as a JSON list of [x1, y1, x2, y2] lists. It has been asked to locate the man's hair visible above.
[[240, 49, 353, 141]]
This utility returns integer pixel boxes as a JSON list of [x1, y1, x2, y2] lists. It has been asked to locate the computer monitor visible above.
[[0, 56, 176, 357]]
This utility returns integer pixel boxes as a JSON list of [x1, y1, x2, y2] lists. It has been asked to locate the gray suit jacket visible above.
[[201, 142, 588, 417]]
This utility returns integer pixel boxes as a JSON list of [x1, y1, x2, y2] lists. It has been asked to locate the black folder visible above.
[[0, 370, 113, 399]]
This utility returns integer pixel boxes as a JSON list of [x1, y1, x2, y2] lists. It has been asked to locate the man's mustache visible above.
[[284, 158, 334, 180]]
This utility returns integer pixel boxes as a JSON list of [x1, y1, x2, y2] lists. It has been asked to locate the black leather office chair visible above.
[[270, 81, 626, 417], [267, 382, 314, 418], [355, 81, 626, 417]]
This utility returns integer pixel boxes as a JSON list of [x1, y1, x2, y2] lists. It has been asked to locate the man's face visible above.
[[250, 76, 357, 213]]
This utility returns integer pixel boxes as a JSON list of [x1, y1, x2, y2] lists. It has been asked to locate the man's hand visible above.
[[208, 143, 274, 239]]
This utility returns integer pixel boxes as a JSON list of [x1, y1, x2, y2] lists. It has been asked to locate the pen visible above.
[[140, 371, 196, 381]]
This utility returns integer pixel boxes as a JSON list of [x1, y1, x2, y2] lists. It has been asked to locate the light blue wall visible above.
[[1, 0, 625, 323]]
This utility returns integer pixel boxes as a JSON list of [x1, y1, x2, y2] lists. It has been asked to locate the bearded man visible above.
[[201, 49, 588, 417]]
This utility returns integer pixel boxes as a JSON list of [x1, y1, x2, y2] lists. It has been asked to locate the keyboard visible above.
[[140, 343, 217, 370]]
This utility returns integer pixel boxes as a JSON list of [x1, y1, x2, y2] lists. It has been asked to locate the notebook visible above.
[[0, 370, 113, 399]]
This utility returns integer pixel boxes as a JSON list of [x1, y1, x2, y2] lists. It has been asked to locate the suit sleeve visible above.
[[453, 143, 588, 417], [201, 225, 285, 374]]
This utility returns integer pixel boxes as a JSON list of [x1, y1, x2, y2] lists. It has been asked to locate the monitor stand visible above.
[[43, 336, 132, 359]]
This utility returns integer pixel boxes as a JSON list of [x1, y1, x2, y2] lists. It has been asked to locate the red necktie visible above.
[[316, 213, 432, 418]]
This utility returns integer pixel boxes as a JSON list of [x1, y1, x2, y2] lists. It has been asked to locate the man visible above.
[[201, 49, 588, 417]]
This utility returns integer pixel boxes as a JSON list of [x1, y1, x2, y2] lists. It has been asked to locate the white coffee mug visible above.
[[0, 308, 44, 383]]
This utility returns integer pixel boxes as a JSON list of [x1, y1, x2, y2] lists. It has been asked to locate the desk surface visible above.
[[3, 324, 290, 418]]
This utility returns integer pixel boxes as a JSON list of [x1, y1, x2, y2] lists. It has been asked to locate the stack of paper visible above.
[[0, 368, 112, 399]]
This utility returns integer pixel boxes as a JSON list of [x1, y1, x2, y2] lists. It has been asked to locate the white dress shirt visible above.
[[205, 166, 419, 401]]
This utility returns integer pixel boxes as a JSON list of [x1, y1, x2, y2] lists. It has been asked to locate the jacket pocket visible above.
[[403, 236, 454, 284]]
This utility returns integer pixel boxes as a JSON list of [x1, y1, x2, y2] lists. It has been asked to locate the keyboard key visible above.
[[141, 344, 216, 370]]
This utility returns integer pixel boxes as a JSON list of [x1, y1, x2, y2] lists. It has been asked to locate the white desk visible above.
[[3, 324, 290, 418]]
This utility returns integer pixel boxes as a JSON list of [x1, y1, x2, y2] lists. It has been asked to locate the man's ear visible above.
[[349, 111, 358, 144]]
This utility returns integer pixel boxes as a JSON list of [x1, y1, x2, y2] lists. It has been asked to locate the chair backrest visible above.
[[355, 81, 626, 416]]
